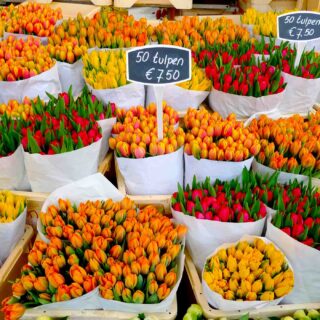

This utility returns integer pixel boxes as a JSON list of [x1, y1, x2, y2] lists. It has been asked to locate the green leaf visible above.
[[27, 130, 41, 154]]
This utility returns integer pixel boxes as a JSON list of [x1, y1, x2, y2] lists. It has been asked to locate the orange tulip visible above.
[[12, 281, 26, 298], [70, 265, 87, 285], [47, 272, 65, 289], [125, 273, 138, 290], [155, 263, 167, 282], [55, 284, 71, 302], [157, 283, 171, 300], [70, 232, 83, 249], [110, 244, 122, 259], [83, 275, 97, 293], [34, 277, 48, 292], [69, 282, 84, 298], [28, 249, 43, 266], [1, 303, 25, 320]]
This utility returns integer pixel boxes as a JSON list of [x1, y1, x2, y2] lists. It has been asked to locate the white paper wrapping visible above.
[[208, 87, 285, 120], [98, 249, 185, 313], [242, 24, 254, 36], [252, 159, 320, 188], [33, 288, 100, 311], [184, 153, 254, 187], [0, 145, 26, 190], [146, 85, 209, 112], [0, 63, 61, 104], [254, 35, 282, 45], [254, 54, 270, 63], [57, 59, 85, 96], [279, 72, 320, 115], [172, 208, 266, 273], [0, 207, 27, 264], [97, 117, 117, 163], [116, 147, 184, 195], [266, 215, 320, 303], [86, 82, 145, 110], [36, 173, 182, 312], [24, 138, 102, 193], [202, 235, 292, 311], [3, 32, 48, 45]]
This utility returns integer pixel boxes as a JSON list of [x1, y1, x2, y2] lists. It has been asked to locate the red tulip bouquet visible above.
[[266, 180, 320, 303], [0, 115, 26, 190], [269, 49, 320, 114], [205, 57, 286, 119], [21, 89, 104, 192]]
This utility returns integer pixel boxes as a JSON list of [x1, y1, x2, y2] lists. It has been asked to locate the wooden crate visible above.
[[175, 14, 241, 24], [114, 0, 192, 10], [22, 298, 177, 319], [21, 0, 111, 9], [0, 225, 34, 308], [115, 156, 172, 215], [185, 250, 320, 320]]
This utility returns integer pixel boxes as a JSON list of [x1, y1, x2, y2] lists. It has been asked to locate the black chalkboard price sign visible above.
[[126, 45, 191, 85], [277, 11, 320, 42]]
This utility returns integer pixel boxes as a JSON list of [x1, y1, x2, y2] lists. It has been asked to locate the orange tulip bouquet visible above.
[[0, 36, 61, 103], [109, 104, 185, 195], [248, 112, 320, 186], [183, 108, 261, 186], [2, 174, 187, 320]]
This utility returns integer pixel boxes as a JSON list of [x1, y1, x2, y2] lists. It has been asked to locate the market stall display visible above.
[[0, 4, 319, 320]]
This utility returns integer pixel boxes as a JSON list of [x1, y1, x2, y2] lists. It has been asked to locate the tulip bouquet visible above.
[[4, 2, 62, 38], [83, 49, 145, 109], [0, 191, 27, 263], [21, 112, 101, 155], [0, 36, 55, 82], [109, 103, 182, 159], [2, 197, 187, 319], [206, 56, 286, 119], [0, 115, 27, 190], [0, 36, 61, 103], [265, 179, 320, 303], [249, 113, 320, 180], [47, 38, 88, 94], [19, 91, 104, 192], [0, 97, 35, 120], [183, 109, 259, 186], [154, 17, 251, 54], [269, 49, 320, 114], [203, 237, 294, 310], [47, 38, 88, 64], [109, 103, 184, 195], [54, 12, 152, 49], [172, 174, 268, 222]]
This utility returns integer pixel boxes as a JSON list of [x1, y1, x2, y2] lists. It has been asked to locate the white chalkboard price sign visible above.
[[277, 11, 320, 42], [126, 45, 191, 140]]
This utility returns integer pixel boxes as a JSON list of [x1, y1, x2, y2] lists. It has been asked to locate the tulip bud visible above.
[[133, 290, 145, 303], [260, 291, 274, 300], [39, 292, 52, 302], [12, 281, 26, 298], [47, 272, 65, 289], [113, 280, 125, 300], [101, 288, 114, 300], [70, 233, 83, 249], [224, 290, 235, 300], [70, 265, 87, 285], [53, 255, 66, 270], [28, 249, 43, 267], [251, 279, 263, 293], [125, 273, 138, 290], [33, 240, 48, 253], [301, 153, 316, 169], [164, 271, 177, 287], [114, 225, 126, 243], [167, 244, 181, 261], [34, 277, 48, 293], [92, 236, 108, 251], [21, 274, 36, 291], [68, 283, 83, 299], [110, 245, 122, 259], [157, 283, 171, 301], [83, 275, 97, 293], [115, 209, 127, 224], [89, 258, 101, 273], [122, 288, 133, 303]]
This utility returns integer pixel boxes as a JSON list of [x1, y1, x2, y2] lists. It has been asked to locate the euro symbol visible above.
[[146, 68, 155, 81], [289, 27, 295, 37]]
